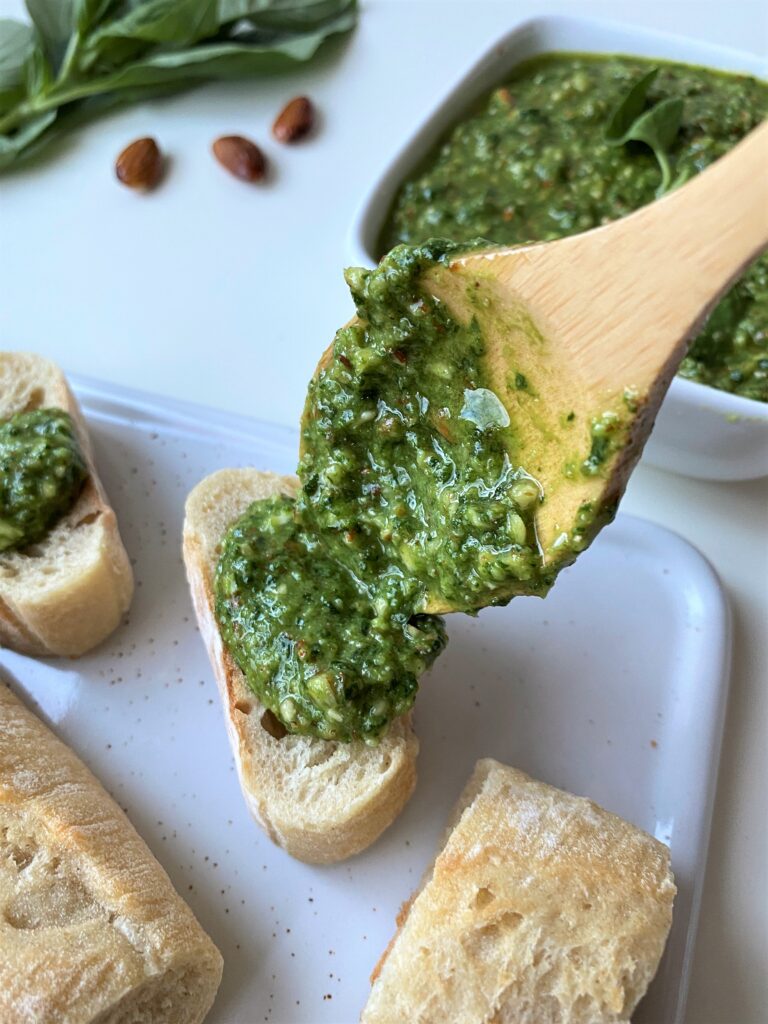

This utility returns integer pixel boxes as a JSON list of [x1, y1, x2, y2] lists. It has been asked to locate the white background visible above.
[[1, 1, 767, 1020]]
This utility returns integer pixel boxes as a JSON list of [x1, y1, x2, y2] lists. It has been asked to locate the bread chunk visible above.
[[0, 352, 133, 656], [363, 759, 675, 1023], [0, 682, 222, 1023], [182, 468, 418, 864]]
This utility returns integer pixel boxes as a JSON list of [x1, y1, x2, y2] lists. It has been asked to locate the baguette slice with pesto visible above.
[[182, 468, 419, 864], [0, 352, 133, 656]]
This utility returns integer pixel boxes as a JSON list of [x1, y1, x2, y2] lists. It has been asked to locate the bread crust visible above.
[[0, 681, 223, 1024], [362, 759, 676, 1024], [182, 467, 419, 864], [0, 352, 134, 657]]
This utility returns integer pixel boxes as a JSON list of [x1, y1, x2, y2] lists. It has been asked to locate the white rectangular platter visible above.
[[0, 378, 731, 1024]]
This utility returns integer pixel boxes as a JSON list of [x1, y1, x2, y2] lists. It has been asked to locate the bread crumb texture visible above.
[[362, 759, 675, 1024], [0, 684, 222, 1024]]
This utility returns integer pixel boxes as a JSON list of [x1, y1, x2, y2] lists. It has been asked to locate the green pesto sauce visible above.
[[0, 409, 88, 553], [299, 240, 550, 611], [214, 494, 446, 743], [215, 242, 590, 744], [381, 54, 768, 403]]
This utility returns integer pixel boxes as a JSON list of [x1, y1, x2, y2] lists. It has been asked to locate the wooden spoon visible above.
[[307, 121, 768, 614]]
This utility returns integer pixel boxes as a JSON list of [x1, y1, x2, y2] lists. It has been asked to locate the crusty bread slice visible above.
[[0, 681, 223, 1024], [363, 759, 676, 1024], [0, 352, 133, 657], [182, 468, 419, 864]]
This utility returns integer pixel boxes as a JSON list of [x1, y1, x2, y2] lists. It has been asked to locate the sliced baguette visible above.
[[182, 468, 419, 864], [363, 758, 676, 1024], [0, 352, 133, 657], [0, 680, 223, 1024]]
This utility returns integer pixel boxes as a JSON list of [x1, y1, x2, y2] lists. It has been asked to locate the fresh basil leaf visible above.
[[25, 0, 76, 68], [0, 20, 43, 115], [0, 79, 184, 167], [622, 96, 683, 192], [222, 0, 358, 31], [24, 41, 54, 97], [0, 19, 37, 90], [78, 0, 356, 72], [75, 0, 121, 35], [604, 68, 658, 143], [0, 108, 56, 168], [64, 8, 357, 96], [605, 69, 683, 194], [84, 0, 219, 51]]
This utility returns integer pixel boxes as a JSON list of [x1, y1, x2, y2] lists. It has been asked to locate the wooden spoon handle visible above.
[[624, 117, 768, 337], [564, 119, 768, 392]]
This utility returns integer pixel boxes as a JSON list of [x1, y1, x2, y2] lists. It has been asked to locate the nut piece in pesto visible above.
[[0, 409, 88, 552]]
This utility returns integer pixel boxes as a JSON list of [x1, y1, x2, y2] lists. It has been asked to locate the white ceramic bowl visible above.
[[347, 15, 768, 481]]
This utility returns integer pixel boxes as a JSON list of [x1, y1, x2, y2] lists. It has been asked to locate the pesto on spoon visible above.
[[216, 122, 768, 741]]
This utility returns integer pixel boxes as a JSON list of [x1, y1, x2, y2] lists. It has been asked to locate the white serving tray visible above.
[[0, 378, 731, 1023], [347, 14, 768, 481]]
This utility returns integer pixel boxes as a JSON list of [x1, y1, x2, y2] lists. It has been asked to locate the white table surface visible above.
[[1, 1, 766, 1021]]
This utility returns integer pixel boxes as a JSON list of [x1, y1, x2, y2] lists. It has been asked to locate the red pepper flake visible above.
[[338, 353, 352, 369], [392, 348, 408, 364]]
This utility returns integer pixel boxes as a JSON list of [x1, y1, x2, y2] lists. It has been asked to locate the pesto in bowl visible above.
[[380, 54, 768, 403]]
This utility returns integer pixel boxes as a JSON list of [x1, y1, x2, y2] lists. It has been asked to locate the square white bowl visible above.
[[347, 15, 768, 481]]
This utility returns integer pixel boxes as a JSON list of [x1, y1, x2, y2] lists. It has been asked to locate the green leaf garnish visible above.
[[605, 68, 683, 194]]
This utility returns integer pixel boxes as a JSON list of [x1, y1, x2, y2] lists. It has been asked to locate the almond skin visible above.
[[272, 96, 314, 144], [115, 137, 163, 190], [212, 135, 267, 182]]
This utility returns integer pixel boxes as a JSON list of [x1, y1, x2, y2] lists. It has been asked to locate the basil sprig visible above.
[[605, 67, 683, 194], [0, 0, 357, 171]]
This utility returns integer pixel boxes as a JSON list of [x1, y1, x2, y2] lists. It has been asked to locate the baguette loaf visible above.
[[0, 352, 133, 656], [363, 759, 675, 1024], [182, 468, 419, 864], [0, 681, 223, 1024]]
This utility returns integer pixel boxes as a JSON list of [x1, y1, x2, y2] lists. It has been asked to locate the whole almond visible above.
[[272, 96, 314, 144], [115, 137, 163, 190], [212, 135, 267, 182]]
